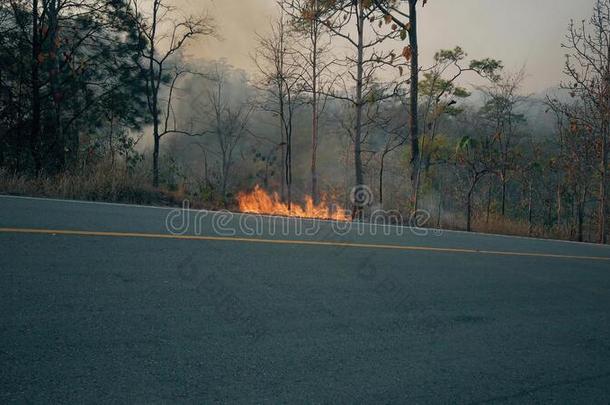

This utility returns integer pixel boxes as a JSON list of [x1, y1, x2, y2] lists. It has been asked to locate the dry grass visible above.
[[0, 160, 236, 212], [0, 165, 599, 243], [472, 214, 535, 237], [426, 211, 586, 243], [0, 163, 160, 204]]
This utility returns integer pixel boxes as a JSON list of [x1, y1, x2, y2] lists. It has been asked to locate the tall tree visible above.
[[455, 134, 492, 232], [281, 0, 333, 204], [253, 13, 303, 208], [194, 63, 253, 202], [129, 0, 214, 187], [371, 0, 421, 206], [30, 0, 41, 173], [480, 70, 526, 217], [317, 0, 407, 217], [1, 0, 150, 174], [414, 46, 501, 210], [559, 0, 610, 243]]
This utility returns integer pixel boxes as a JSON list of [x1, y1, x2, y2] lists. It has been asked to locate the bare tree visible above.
[[130, 0, 215, 187], [281, 0, 333, 204], [560, 0, 610, 243], [30, 0, 41, 173], [455, 134, 492, 232], [195, 64, 253, 202], [317, 0, 408, 217], [547, 99, 599, 241], [376, 113, 406, 207], [253, 13, 303, 208], [479, 70, 527, 217]]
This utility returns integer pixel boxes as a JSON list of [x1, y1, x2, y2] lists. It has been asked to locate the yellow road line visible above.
[[1, 227, 609, 262]]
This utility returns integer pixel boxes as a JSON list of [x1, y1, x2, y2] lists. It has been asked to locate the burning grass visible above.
[[237, 185, 350, 221]]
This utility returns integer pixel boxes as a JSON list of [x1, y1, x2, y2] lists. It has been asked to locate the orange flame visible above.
[[237, 185, 350, 221]]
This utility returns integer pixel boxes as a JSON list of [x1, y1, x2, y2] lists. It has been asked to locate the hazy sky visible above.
[[180, 0, 596, 93]]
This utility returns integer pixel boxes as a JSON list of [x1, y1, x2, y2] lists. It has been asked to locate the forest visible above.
[[1, 0, 609, 244]]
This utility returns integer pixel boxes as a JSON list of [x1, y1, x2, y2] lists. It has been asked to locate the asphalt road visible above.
[[1, 195, 610, 403]]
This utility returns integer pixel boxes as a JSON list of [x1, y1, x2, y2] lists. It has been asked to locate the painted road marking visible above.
[[1, 227, 610, 262]]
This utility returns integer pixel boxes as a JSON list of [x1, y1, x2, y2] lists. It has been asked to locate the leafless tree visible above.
[[558, 0, 610, 243], [253, 13, 304, 209], [195, 64, 253, 202], [317, 0, 408, 217], [479, 70, 527, 217], [454, 133, 492, 232], [129, 0, 215, 187], [281, 0, 334, 204]]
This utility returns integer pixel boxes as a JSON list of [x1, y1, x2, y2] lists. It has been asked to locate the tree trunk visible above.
[[280, 119, 285, 201], [413, 136, 424, 211], [600, 125, 608, 243], [221, 158, 229, 204], [408, 0, 420, 209], [30, 0, 41, 174], [150, 2, 160, 188], [310, 19, 319, 204], [153, 133, 160, 187], [556, 183, 562, 229], [598, 33, 610, 243], [48, 0, 64, 171], [109, 114, 115, 168], [578, 198, 584, 243], [467, 188, 473, 232], [311, 96, 319, 203], [352, 6, 365, 219], [527, 181, 533, 236], [437, 175, 443, 228], [486, 181, 492, 223], [379, 152, 386, 207], [286, 111, 292, 211], [501, 171, 507, 216]]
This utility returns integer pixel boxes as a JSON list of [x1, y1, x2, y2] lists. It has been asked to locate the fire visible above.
[[237, 185, 350, 221]]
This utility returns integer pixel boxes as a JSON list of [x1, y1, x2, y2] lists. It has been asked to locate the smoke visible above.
[[177, 0, 277, 73], [173, 0, 594, 94], [136, 0, 593, 217]]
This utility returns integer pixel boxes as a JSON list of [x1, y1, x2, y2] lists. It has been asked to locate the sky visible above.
[[178, 0, 596, 94]]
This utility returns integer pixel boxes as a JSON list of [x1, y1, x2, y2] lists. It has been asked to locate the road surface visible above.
[[1, 195, 610, 403]]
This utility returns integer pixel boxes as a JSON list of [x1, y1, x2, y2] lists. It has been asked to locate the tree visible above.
[[0, 0, 150, 174], [479, 70, 527, 218], [317, 0, 408, 217], [455, 134, 492, 232], [281, 0, 333, 204], [370, 0, 421, 207], [559, 0, 610, 243], [368, 2, 501, 215], [414, 46, 502, 210], [374, 101, 406, 207], [547, 100, 598, 241], [129, 0, 215, 187], [31, 0, 41, 173], [193, 63, 253, 203], [253, 13, 304, 208]]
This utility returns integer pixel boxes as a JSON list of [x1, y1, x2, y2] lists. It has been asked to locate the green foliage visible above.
[[469, 58, 503, 81], [0, 0, 149, 175], [434, 46, 467, 64]]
